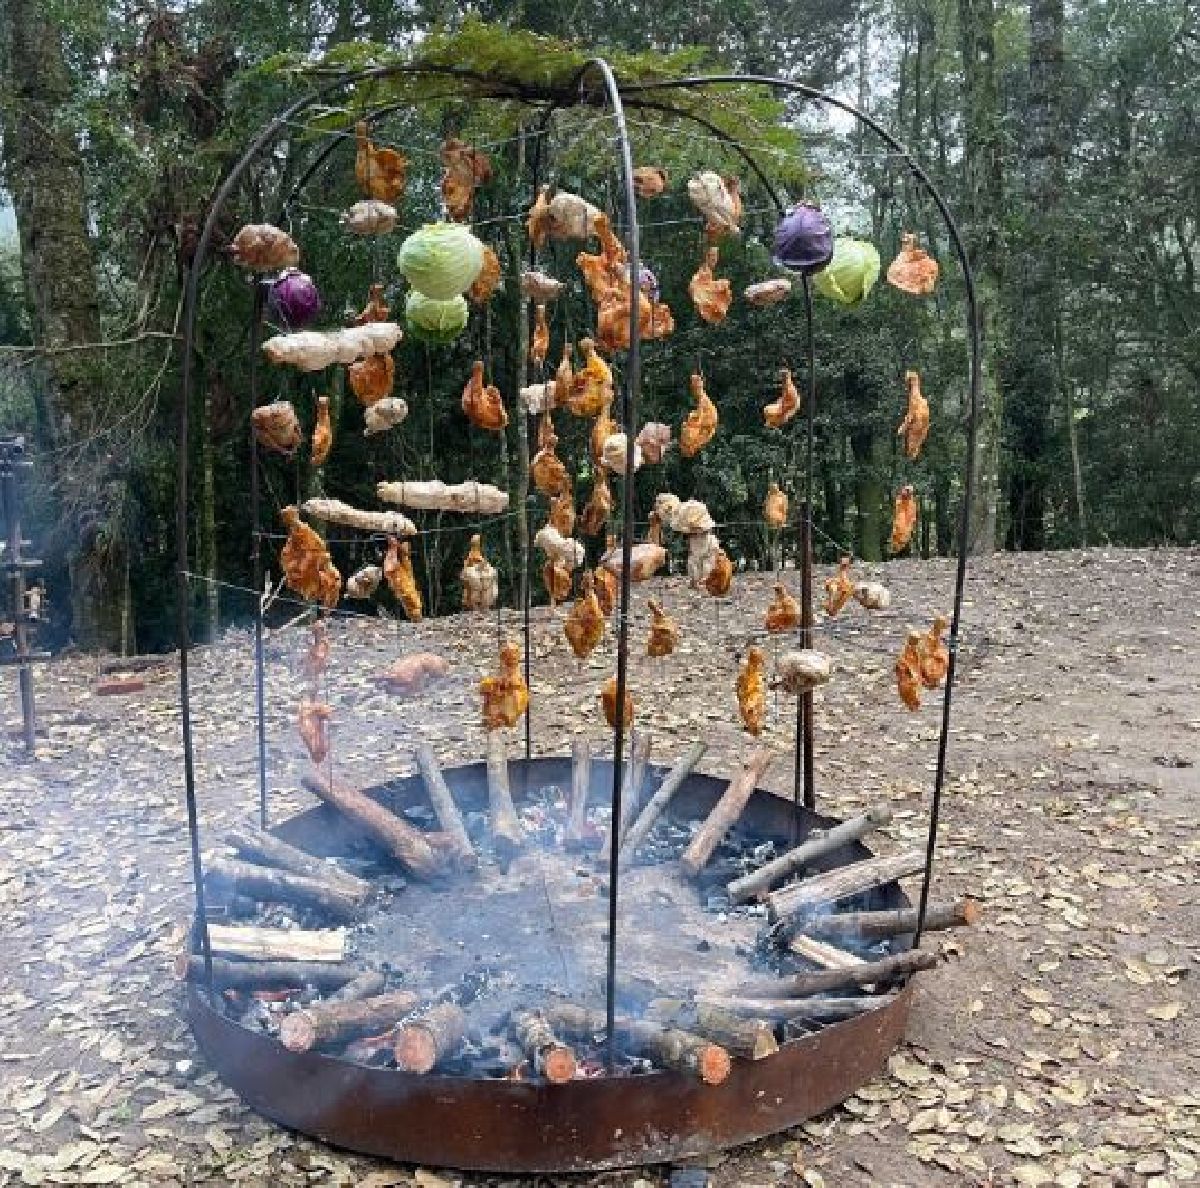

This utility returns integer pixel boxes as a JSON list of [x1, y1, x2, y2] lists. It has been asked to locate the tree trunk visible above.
[[0, 0, 124, 649], [850, 426, 885, 561]]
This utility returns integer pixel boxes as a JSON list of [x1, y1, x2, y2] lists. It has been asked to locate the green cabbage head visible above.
[[813, 237, 881, 307], [396, 222, 485, 299], [404, 291, 469, 344]]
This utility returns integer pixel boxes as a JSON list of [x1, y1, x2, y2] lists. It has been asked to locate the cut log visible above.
[[485, 732, 525, 858], [789, 934, 866, 970], [280, 989, 420, 1053], [598, 731, 652, 864], [647, 1000, 778, 1061], [544, 1003, 731, 1085], [325, 970, 387, 1002], [393, 1003, 467, 1073], [511, 1010, 577, 1083], [620, 740, 707, 864], [680, 747, 775, 878], [565, 738, 592, 850], [204, 855, 363, 920], [302, 770, 443, 880], [173, 954, 359, 992], [743, 948, 937, 998], [801, 898, 981, 942], [224, 826, 370, 901], [726, 805, 893, 904], [699, 994, 897, 1023], [766, 849, 927, 923], [414, 744, 477, 870], [205, 923, 346, 963]]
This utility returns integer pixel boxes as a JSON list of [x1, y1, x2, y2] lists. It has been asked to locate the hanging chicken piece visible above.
[[646, 599, 680, 658], [252, 401, 303, 456], [553, 343, 574, 408], [355, 121, 407, 204], [736, 646, 768, 736], [763, 368, 801, 430], [680, 373, 719, 458], [280, 506, 342, 608], [687, 172, 741, 240], [543, 558, 572, 607], [363, 396, 409, 436], [636, 422, 673, 465], [353, 283, 391, 325], [348, 353, 395, 407], [375, 652, 452, 694], [918, 614, 950, 689], [564, 572, 606, 659], [568, 338, 614, 418], [600, 676, 633, 730], [576, 214, 627, 305], [480, 639, 529, 730], [340, 200, 396, 236], [311, 396, 333, 467], [230, 224, 300, 271], [688, 246, 733, 325], [298, 699, 332, 766], [632, 166, 668, 198], [896, 631, 924, 711], [301, 619, 331, 685], [345, 565, 382, 600], [462, 360, 508, 432], [461, 534, 499, 612], [890, 485, 918, 554], [521, 269, 565, 303], [897, 370, 930, 460], [744, 277, 793, 307], [596, 286, 675, 353], [530, 304, 550, 368], [601, 541, 667, 583], [704, 547, 734, 598], [441, 137, 492, 221], [384, 537, 422, 622], [531, 413, 571, 498], [853, 581, 892, 610], [763, 482, 788, 529], [778, 649, 834, 693], [886, 232, 940, 296], [646, 510, 664, 547], [579, 469, 613, 536], [590, 398, 618, 466], [468, 245, 502, 304], [823, 556, 855, 617], [592, 564, 618, 617], [540, 490, 573, 538], [765, 583, 800, 633]]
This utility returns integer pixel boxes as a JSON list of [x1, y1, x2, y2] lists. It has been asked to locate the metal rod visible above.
[[0, 439, 36, 752], [801, 274, 816, 813], [248, 283, 269, 830]]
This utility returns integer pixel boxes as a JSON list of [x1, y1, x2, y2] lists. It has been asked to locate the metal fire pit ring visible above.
[[185, 755, 917, 1173]]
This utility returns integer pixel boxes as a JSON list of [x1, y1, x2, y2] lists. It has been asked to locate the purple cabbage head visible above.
[[267, 268, 322, 328], [772, 203, 834, 276]]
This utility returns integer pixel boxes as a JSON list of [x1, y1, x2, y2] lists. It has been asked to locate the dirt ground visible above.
[[1, 547, 1197, 1188]]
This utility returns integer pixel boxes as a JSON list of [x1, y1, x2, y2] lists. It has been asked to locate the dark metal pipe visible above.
[[248, 283, 269, 830], [0, 438, 38, 751]]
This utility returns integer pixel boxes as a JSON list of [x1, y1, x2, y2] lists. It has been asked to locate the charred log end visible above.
[[394, 1027, 438, 1074], [698, 1043, 733, 1086], [279, 1013, 318, 1054], [541, 1044, 577, 1084]]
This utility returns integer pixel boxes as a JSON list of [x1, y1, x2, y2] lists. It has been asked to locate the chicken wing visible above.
[[917, 614, 950, 689], [579, 469, 613, 536], [636, 422, 673, 464], [553, 342, 574, 408], [633, 166, 668, 198], [352, 283, 390, 325], [348, 353, 395, 406], [384, 536, 422, 621], [590, 398, 618, 466], [355, 121, 406, 203], [592, 564, 617, 616], [600, 675, 633, 730], [688, 245, 733, 324], [680, 373, 719, 457], [890, 485, 918, 554], [480, 639, 529, 730], [530, 303, 550, 368], [252, 401, 303, 456], [763, 482, 788, 529], [897, 370, 930, 460], [301, 619, 330, 685], [345, 565, 382, 600], [310, 396, 332, 467], [646, 599, 680, 658], [765, 582, 800, 633], [298, 699, 332, 766], [823, 555, 855, 617], [886, 232, 939, 296], [704, 547, 734, 597], [543, 558, 572, 607], [576, 214, 627, 305], [564, 571, 606, 658], [531, 412, 572, 497], [461, 533, 498, 612], [736, 646, 767, 736], [896, 630, 924, 710], [763, 368, 801, 430], [548, 491, 576, 537], [462, 360, 508, 431], [467, 245, 502, 304], [375, 652, 451, 694], [568, 338, 613, 417], [440, 137, 492, 221], [280, 506, 342, 608]]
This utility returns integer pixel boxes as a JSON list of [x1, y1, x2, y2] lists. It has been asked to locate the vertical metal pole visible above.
[[523, 494, 533, 763], [248, 283, 269, 829], [0, 442, 37, 752], [794, 275, 816, 814]]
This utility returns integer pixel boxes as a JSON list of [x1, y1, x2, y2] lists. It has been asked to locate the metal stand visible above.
[[0, 435, 48, 753]]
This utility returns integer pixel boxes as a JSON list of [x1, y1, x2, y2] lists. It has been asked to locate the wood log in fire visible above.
[[485, 732, 525, 858], [279, 989, 420, 1052], [743, 947, 936, 998], [223, 825, 371, 902], [510, 1010, 577, 1083], [766, 849, 927, 923], [647, 999, 778, 1061], [325, 970, 387, 1002], [173, 954, 360, 992], [204, 855, 364, 920], [415, 744, 478, 870], [565, 738, 592, 850], [205, 923, 346, 963], [798, 898, 981, 942], [393, 1003, 467, 1072], [679, 747, 775, 877], [598, 731, 652, 864], [699, 993, 897, 1023], [619, 740, 707, 864]]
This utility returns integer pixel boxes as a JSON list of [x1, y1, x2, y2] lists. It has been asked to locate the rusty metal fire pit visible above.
[[185, 756, 916, 1173]]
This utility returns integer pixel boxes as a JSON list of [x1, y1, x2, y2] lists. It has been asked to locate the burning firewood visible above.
[[565, 738, 593, 850], [726, 804, 893, 904], [647, 1000, 778, 1061], [173, 954, 361, 992], [510, 1011, 577, 1084], [485, 732, 525, 859], [698, 994, 896, 1024], [205, 855, 366, 920], [597, 731, 652, 864], [280, 989, 421, 1053], [618, 740, 707, 865], [302, 771, 444, 880], [743, 948, 937, 998], [393, 1003, 467, 1072], [798, 898, 981, 942], [415, 744, 478, 871], [679, 747, 775, 877], [223, 825, 370, 903], [325, 970, 386, 1002], [788, 934, 865, 969], [765, 849, 926, 924]]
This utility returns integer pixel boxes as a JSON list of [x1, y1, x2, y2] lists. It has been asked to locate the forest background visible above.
[[0, 0, 1196, 653]]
